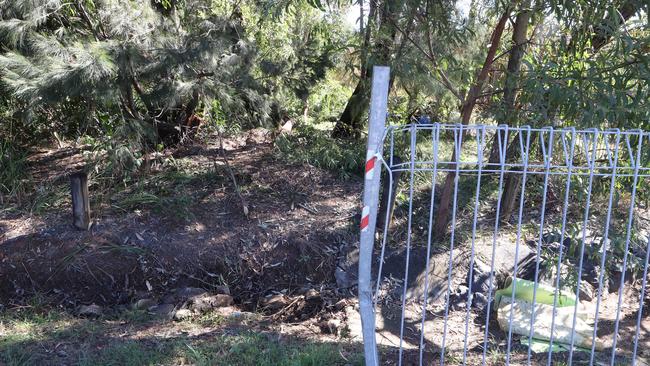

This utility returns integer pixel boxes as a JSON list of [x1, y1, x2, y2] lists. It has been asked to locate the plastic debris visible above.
[[495, 277, 609, 351]]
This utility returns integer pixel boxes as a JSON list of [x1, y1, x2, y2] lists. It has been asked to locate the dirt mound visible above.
[[0, 233, 144, 305], [0, 135, 361, 316]]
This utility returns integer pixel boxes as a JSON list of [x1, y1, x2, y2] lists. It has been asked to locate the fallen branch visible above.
[[297, 202, 318, 214]]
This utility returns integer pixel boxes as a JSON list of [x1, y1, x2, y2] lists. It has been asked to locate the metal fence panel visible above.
[[359, 94, 650, 365]]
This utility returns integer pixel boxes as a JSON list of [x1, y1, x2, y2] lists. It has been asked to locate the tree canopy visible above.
[[0, 0, 648, 178]]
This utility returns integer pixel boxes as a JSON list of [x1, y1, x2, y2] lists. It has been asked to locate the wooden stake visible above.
[[70, 171, 91, 230]]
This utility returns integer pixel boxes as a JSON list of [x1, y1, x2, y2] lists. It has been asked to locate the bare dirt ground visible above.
[[0, 130, 360, 317], [2, 130, 649, 365]]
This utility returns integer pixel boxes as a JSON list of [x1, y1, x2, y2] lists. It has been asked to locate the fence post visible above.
[[359, 66, 390, 366], [70, 171, 91, 230]]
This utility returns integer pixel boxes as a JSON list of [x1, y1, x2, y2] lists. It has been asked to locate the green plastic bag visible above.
[[495, 277, 576, 308]]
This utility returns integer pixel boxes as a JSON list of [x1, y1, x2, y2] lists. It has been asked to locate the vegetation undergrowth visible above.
[[0, 306, 363, 366], [0, 140, 28, 207], [275, 125, 365, 179]]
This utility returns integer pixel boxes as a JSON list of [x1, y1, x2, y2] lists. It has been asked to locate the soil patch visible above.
[[0, 132, 361, 319]]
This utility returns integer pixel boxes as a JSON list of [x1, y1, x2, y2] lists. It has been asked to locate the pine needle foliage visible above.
[[0, 0, 267, 140]]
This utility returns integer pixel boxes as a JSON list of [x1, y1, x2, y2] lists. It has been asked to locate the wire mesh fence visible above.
[[359, 67, 650, 366]]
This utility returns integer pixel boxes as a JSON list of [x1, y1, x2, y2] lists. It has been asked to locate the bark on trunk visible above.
[[332, 0, 397, 139], [377, 156, 403, 232], [332, 0, 377, 139], [70, 171, 91, 230], [332, 79, 370, 138], [500, 170, 522, 220], [488, 0, 531, 165], [497, 0, 532, 219], [433, 9, 511, 238]]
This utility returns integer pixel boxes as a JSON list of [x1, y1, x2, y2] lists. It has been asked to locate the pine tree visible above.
[[0, 0, 267, 142]]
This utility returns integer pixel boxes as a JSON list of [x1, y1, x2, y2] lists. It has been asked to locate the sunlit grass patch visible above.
[[0, 307, 362, 366], [181, 333, 362, 366], [77, 341, 170, 366]]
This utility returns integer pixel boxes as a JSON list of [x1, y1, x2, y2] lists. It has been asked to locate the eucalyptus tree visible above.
[[521, 0, 649, 130], [331, 0, 399, 138], [384, 0, 648, 234], [390, 0, 514, 236], [331, 0, 469, 138]]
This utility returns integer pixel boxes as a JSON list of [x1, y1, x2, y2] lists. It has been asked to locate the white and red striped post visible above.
[[359, 152, 378, 232], [359, 66, 390, 366]]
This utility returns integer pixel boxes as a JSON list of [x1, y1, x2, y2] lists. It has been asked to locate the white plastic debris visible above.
[[495, 278, 609, 351]]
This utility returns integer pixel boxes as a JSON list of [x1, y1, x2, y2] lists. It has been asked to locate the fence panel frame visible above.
[[359, 90, 650, 365]]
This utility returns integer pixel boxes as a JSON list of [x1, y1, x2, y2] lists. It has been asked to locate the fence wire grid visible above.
[[358, 65, 650, 366]]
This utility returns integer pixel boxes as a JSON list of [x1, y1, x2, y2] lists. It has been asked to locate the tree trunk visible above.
[[358, 0, 364, 34], [502, 1, 530, 118], [332, 78, 371, 138], [468, 0, 479, 28], [359, 0, 376, 80], [332, 0, 397, 139], [377, 156, 403, 232], [433, 9, 511, 238], [332, 0, 375, 139], [487, 0, 531, 165], [497, 0, 532, 219]]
